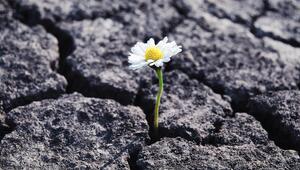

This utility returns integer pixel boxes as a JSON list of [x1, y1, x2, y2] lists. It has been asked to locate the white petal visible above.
[[146, 38, 155, 47], [131, 42, 147, 56], [147, 59, 155, 63], [163, 45, 182, 59], [149, 59, 163, 67], [159, 39, 182, 62], [128, 53, 144, 64], [155, 60, 164, 67], [163, 56, 171, 62], [156, 37, 168, 48], [129, 61, 148, 70]]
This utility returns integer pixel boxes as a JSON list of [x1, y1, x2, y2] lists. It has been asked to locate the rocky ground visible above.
[[0, 0, 300, 169]]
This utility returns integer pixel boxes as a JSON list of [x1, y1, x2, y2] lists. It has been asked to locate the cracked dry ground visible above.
[[0, 0, 300, 169]]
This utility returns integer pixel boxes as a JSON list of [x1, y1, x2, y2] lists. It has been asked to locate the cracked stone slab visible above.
[[138, 70, 269, 146], [169, 12, 300, 110], [60, 18, 153, 105], [11, 0, 182, 38], [248, 90, 300, 151], [10, 0, 148, 22], [0, 0, 10, 14], [175, 0, 265, 26], [139, 71, 270, 146], [207, 112, 269, 146], [0, 93, 149, 169], [0, 109, 11, 140], [255, 0, 300, 46], [136, 137, 300, 169], [139, 71, 233, 143], [0, 14, 67, 111], [138, 70, 269, 145]]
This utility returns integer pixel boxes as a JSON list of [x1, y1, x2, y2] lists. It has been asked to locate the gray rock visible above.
[[52, 0, 183, 105], [0, 15, 67, 111], [60, 18, 154, 105], [207, 112, 269, 146], [11, 0, 147, 22], [138, 71, 269, 145], [175, 0, 299, 46], [122, 0, 182, 38], [0, 109, 11, 141], [0, 0, 10, 15], [0, 93, 149, 169], [139, 71, 233, 143], [248, 90, 300, 151], [174, 0, 265, 26], [139, 70, 273, 147], [267, 0, 300, 19], [11, 0, 182, 38], [169, 13, 300, 110], [137, 137, 300, 170], [139, 70, 274, 144], [255, 0, 300, 46]]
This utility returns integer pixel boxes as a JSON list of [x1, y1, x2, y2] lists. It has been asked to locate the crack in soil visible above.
[[134, 70, 235, 146], [128, 150, 139, 170], [250, 0, 300, 48], [249, 0, 268, 38], [38, 20, 78, 94], [2, 0, 71, 110], [0, 110, 16, 141], [5, 0, 300, 167], [134, 80, 200, 145], [163, 69, 298, 152], [160, 1, 189, 37], [247, 101, 300, 152]]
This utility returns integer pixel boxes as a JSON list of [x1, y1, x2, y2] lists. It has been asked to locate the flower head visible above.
[[128, 37, 182, 70]]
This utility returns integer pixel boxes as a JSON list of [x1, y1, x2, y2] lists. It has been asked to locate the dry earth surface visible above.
[[0, 0, 300, 169]]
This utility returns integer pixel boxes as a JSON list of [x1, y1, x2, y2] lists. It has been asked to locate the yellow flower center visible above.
[[145, 47, 163, 61]]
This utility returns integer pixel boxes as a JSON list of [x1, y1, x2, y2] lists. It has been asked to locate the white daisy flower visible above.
[[128, 37, 182, 70]]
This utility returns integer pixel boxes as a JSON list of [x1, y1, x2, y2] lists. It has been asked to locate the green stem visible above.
[[154, 67, 163, 136]]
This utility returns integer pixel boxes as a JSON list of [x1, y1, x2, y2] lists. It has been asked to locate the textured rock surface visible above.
[[2, 0, 300, 168], [175, 0, 265, 26], [10, 0, 149, 22], [0, 93, 149, 169], [11, 0, 182, 38], [140, 71, 272, 147], [0, 109, 11, 140], [207, 112, 269, 146], [255, 0, 300, 46], [248, 90, 300, 151], [169, 13, 300, 110], [60, 18, 152, 105], [139, 70, 271, 146], [0, 12, 66, 111], [137, 137, 300, 170], [138, 71, 232, 143]]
